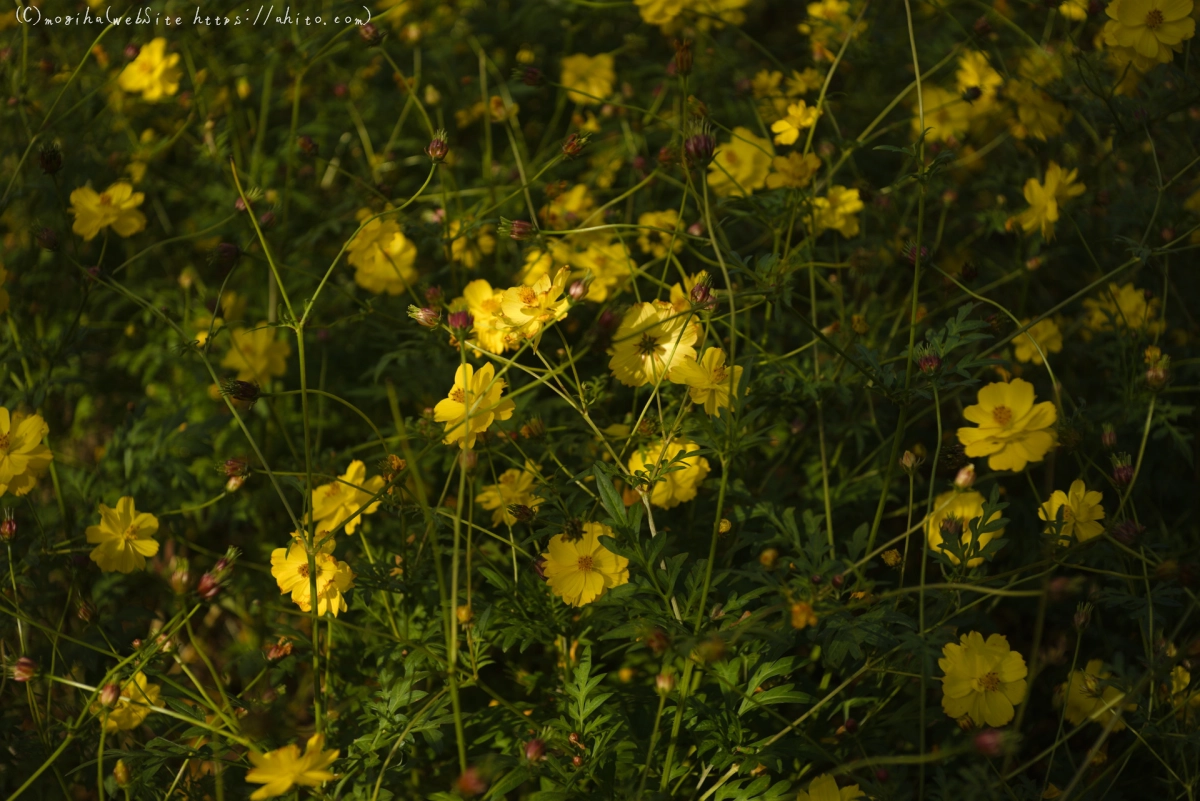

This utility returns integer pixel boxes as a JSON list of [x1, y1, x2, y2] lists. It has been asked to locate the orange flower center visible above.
[[991, 405, 1013, 426], [519, 287, 538, 305], [449, 387, 466, 403], [1145, 8, 1164, 28], [576, 555, 594, 572], [724, 151, 739, 166], [0, 433, 9, 452], [712, 365, 727, 383], [123, 524, 140, 542], [99, 193, 113, 206], [297, 563, 310, 578], [979, 671, 1002, 692]]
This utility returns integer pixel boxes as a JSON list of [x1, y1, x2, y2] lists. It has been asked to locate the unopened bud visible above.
[[1073, 602, 1093, 632], [524, 739, 546, 761], [425, 129, 449, 163], [689, 282, 715, 309], [409, 305, 441, 329], [358, 22, 383, 46], [562, 132, 589, 159], [831, 574, 845, 589], [1111, 520, 1144, 545], [954, 464, 976, 489], [12, 657, 36, 682], [454, 767, 487, 797], [38, 142, 63, 175], [456, 604, 472, 624], [683, 126, 716, 167], [258, 211, 276, 229], [718, 518, 731, 534], [35, 226, 59, 252], [0, 514, 15, 542], [504, 219, 535, 241], [1101, 423, 1116, 449], [100, 683, 121, 707], [568, 280, 588, 302], [673, 39, 693, 76], [507, 504, 536, 523], [424, 286, 444, 305], [448, 310, 474, 335], [517, 66, 544, 86], [974, 728, 1005, 757], [655, 672, 676, 694], [842, 717, 859, 734], [113, 759, 131, 788], [221, 379, 260, 404], [297, 135, 318, 157], [532, 555, 548, 580], [1111, 453, 1134, 487]]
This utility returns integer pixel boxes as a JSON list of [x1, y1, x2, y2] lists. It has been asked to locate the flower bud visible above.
[[408, 305, 441, 329], [100, 683, 121, 707], [258, 211, 276, 229], [882, 549, 902, 567], [0, 514, 15, 542], [524, 739, 546, 761], [234, 196, 247, 212], [532, 555, 548, 580], [974, 729, 1005, 757], [790, 601, 818, 629], [504, 219, 535, 241], [518, 66, 544, 86], [455, 767, 487, 797], [297, 135, 318, 157], [831, 574, 845, 589], [459, 449, 478, 472], [1111, 453, 1134, 487], [1073, 602, 1093, 632], [842, 717, 859, 734], [899, 449, 923, 476], [719, 518, 732, 534], [954, 463, 976, 489], [568, 280, 588, 302], [448, 310, 474, 336], [221, 379, 261, 404], [572, 755, 583, 767], [77, 601, 95, 622], [973, 15, 993, 35], [266, 637, 293, 660], [758, 548, 778, 568], [562, 132, 589, 159], [226, 475, 246, 492], [358, 22, 383, 46], [673, 39, 693, 76], [12, 657, 36, 682], [694, 636, 726, 664], [689, 282, 716, 311], [425, 129, 449, 163], [507, 504, 536, 523], [35, 225, 59, 252], [1111, 520, 1144, 545], [223, 458, 249, 479], [683, 126, 716, 168], [655, 672, 676, 695], [876, 768, 890, 782], [456, 604, 472, 624], [123, 43, 141, 60], [1101, 423, 1116, 449], [113, 759, 131, 788], [38, 142, 63, 175], [916, 344, 942, 375]]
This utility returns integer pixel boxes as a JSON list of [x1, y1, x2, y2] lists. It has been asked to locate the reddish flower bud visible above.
[[424, 286, 444, 305], [455, 767, 488, 797], [562, 133, 588, 159], [532, 555, 548, 580], [448, 310, 474, 334], [524, 739, 546, 762], [409, 306, 441, 329], [426, 129, 449, 163], [124, 43, 141, 60], [0, 515, 15, 542], [258, 211, 276, 229], [508, 220, 535, 241], [673, 39, 693, 76], [568, 280, 588, 302], [359, 22, 383, 46], [297, 135, 318, 157], [38, 142, 63, 175], [974, 728, 1005, 757], [100, 683, 121, 707], [12, 657, 36, 682]]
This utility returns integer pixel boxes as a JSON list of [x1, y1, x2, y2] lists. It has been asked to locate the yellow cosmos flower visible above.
[[477, 462, 543, 527], [222, 323, 292, 383], [914, 85, 971, 144], [448, 219, 496, 269], [1040, 479, 1105, 543], [433, 362, 516, 449], [560, 53, 615, 105], [1059, 0, 1090, 19], [245, 733, 339, 800], [69, 182, 147, 242], [669, 347, 744, 416], [796, 773, 865, 801], [707, 127, 773, 197], [766, 152, 821, 190], [636, 209, 684, 258], [956, 50, 1003, 108], [635, 0, 686, 25], [787, 67, 824, 96], [117, 38, 182, 101], [627, 438, 710, 509], [608, 301, 699, 387], [540, 184, 595, 230], [1102, 0, 1195, 71], [957, 379, 1057, 472], [939, 632, 1028, 727], [564, 236, 635, 302], [270, 536, 354, 617], [1015, 162, 1085, 241], [811, 186, 863, 238], [347, 212, 418, 295], [86, 497, 160, 574], [312, 460, 386, 535], [92, 671, 161, 732], [770, 100, 821, 146], [1082, 282, 1163, 336], [501, 267, 571, 345], [1008, 81, 1071, 141], [541, 523, 630, 607], [1057, 659, 1135, 732], [0, 407, 53, 498], [461, 279, 510, 354], [926, 489, 1005, 568], [1013, 318, 1063, 365]]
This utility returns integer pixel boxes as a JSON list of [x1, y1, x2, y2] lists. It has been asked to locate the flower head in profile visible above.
[[541, 523, 629, 607], [1040, 479, 1105, 543], [347, 211, 418, 295], [0, 408, 53, 498], [459, 279, 510, 354], [560, 52, 615, 105], [627, 438, 710, 509], [669, 347, 744, 416], [86, 497, 160, 573], [1102, 0, 1195, 71], [312, 460, 386, 535], [770, 100, 821, 146], [245, 733, 339, 800], [939, 632, 1028, 727], [501, 267, 571, 345], [795, 773, 865, 801], [222, 324, 292, 383], [69, 182, 147, 241], [1013, 318, 1063, 365], [433, 362, 516, 449], [477, 462, 543, 527], [707, 127, 773, 197], [92, 671, 161, 732], [926, 489, 1005, 567], [957, 379, 1057, 472], [608, 301, 699, 387], [117, 38, 182, 101], [1015, 162, 1085, 241], [270, 535, 355, 617], [1057, 659, 1136, 731]]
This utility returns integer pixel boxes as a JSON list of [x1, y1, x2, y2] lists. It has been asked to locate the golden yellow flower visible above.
[[787, 67, 824, 96], [914, 85, 971, 144], [117, 38, 182, 101], [1059, 0, 1090, 19], [93, 672, 161, 732], [312, 460, 386, 536], [811, 186, 863, 238], [0, 407, 53, 498], [1007, 81, 1071, 141], [1015, 162, 1085, 241], [766, 152, 821, 190], [1013, 318, 1064, 365], [448, 219, 496, 269], [1040, 479, 1105, 543], [347, 213, 418, 295], [957, 379, 1057, 472], [636, 209, 684, 258], [608, 300, 699, 387], [460, 279, 510, 354], [752, 70, 783, 98], [635, 0, 686, 25], [564, 237, 635, 302], [939, 632, 1028, 727], [477, 462, 543, 527], [795, 773, 865, 801], [222, 323, 292, 383], [86, 497, 159, 574], [770, 100, 821, 146], [433, 362, 516, 449], [669, 347, 744, 416], [541, 523, 629, 606], [501, 267, 571, 344], [69, 182, 147, 241], [560, 53, 615, 105], [926, 490, 1005, 568], [245, 733, 339, 800], [539, 184, 595, 230], [1057, 659, 1135, 732], [1102, 0, 1195, 71], [707, 127, 773, 197], [1082, 282, 1163, 336], [686, 0, 752, 29], [270, 535, 355, 617], [627, 438, 710, 509], [955, 50, 1003, 109]]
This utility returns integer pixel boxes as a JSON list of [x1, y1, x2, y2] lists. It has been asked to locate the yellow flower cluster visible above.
[[311, 461, 386, 535], [347, 209, 419, 295], [477, 462, 543, 526], [627, 438, 710, 509], [1014, 162, 1086, 241]]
